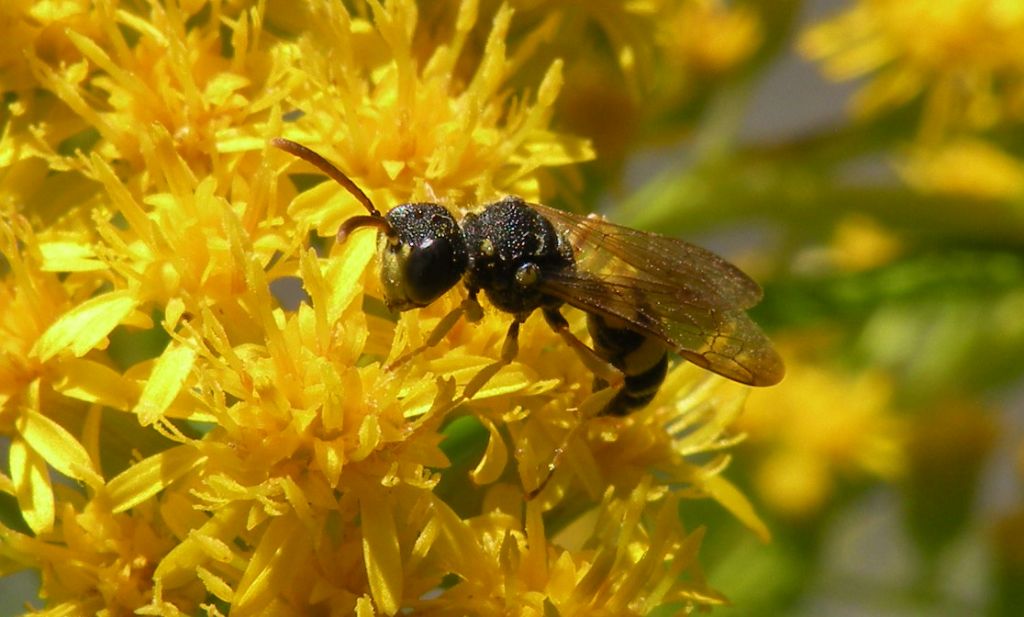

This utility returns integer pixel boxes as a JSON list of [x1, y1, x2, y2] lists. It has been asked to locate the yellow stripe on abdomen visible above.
[[587, 314, 669, 416]]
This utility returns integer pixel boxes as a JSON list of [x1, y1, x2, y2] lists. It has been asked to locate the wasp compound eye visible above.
[[378, 204, 469, 310]]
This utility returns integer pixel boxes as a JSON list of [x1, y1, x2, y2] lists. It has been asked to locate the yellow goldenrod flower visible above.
[[738, 346, 904, 520], [0, 210, 108, 534], [282, 0, 592, 221], [0, 0, 764, 614], [801, 0, 1024, 138], [408, 479, 727, 614], [26, 0, 295, 179]]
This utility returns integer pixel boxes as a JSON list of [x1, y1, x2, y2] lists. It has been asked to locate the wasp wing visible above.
[[531, 203, 764, 310], [531, 203, 784, 386]]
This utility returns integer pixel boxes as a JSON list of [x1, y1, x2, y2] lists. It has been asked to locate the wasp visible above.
[[271, 138, 784, 417]]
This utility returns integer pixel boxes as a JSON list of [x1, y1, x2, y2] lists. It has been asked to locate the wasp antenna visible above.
[[337, 214, 393, 242], [271, 137, 381, 217]]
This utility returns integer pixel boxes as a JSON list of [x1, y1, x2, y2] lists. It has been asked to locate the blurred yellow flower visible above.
[[801, 0, 1024, 137], [899, 138, 1024, 199], [830, 213, 903, 272], [0, 0, 762, 614], [411, 0, 762, 170], [738, 347, 904, 520], [657, 0, 762, 77], [548, 0, 762, 166], [503, 0, 760, 91]]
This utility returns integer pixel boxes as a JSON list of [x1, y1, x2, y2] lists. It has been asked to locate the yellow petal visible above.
[[164, 297, 186, 329], [215, 133, 267, 153], [523, 498, 548, 582], [203, 72, 251, 105], [702, 473, 771, 542], [314, 437, 346, 489], [155, 504, 247, 589], [17, 409, 103, 489], [361, 487, 403, 616], [323, 232, 375, 323], [32, 290, 138, 361], [134, 343, 197, 425], [234, 515, 312, 613], [88, 153, 154, 245], [107, 445, 206, 513], [38, 241, 106, 272], [197, 566, 234, 602], [0, 469, 14, 495], [520, 135, 595, 167], [352, 415, 382, 462], [451, 358, 532, 400], [356, 595, 377, 617], [425, 492, 491, 577], [65, 29, 133, 85], [280, 476, 314, 530], [381, 160, 405, 179], [52, 358, 138, 410], [469, 417, 507, 485], [190, 530, 237, 565], [9, 437, 55, 534]]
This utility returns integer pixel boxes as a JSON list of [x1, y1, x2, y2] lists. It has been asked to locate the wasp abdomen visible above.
[[587, 313, 669, 416]]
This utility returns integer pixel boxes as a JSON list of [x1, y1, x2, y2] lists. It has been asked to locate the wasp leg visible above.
[[385, 295, 483, 371], [541, 309, 624, 388], [527, 384, 624, 500], [464, 318, 522, 398], [526, 420, 582, 500], [524, 309, 627, 500]]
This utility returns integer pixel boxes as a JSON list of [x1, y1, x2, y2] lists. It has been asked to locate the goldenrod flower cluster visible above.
[[1, 1, 763, 614], [739, 347, 903, 520], [803, 0, 1024, 198]]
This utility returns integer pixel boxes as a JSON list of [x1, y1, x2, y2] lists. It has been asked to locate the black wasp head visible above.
[[270, 138, 467, 312], [378, 204, 468, 311]]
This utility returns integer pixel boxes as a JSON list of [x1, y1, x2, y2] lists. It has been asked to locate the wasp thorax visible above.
[[463, 196, 575, 315], [377, 203, 468, 311]]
